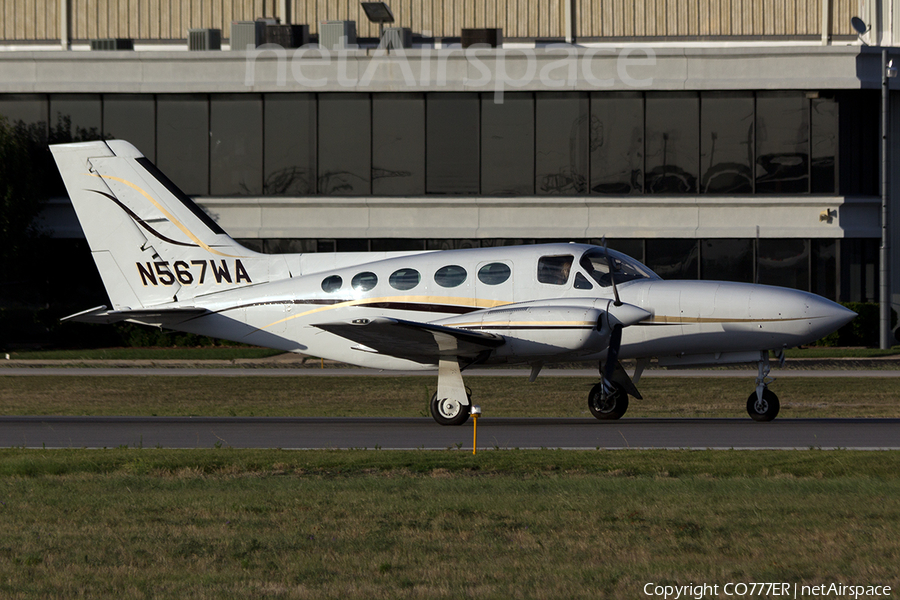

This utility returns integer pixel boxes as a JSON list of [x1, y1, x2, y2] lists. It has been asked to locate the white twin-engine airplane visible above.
[[52, 140, 856, 425]]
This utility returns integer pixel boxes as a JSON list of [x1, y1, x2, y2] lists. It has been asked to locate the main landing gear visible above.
[[588, 358, 644, 421], [430, 391, 472, 426], [747, 350, 781, 422]]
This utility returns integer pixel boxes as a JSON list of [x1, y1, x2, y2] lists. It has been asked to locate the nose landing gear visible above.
[[747, 350, 781, 421]]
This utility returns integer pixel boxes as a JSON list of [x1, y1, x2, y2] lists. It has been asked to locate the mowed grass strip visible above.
[[1, 375, 899, 418], [0, 449, 898, 599]]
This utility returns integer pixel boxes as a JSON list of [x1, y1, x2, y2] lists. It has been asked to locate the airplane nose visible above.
[[805, 295, 856, 338]]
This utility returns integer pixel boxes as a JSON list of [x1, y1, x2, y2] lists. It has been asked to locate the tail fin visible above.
[[51, 140, 289, 309]]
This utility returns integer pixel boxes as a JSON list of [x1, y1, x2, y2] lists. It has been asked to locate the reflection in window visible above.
[[264, 93, 316, 195], [701, 239, 753, 283], [700, 93, 753, 194], [590, 92, 643, 194], [758, 239, 809, 291], [210, 94, 263, 195], [645, 239, 699, 279], [373, 93, 425, 195], [811, 239, 837, 301], [426, 93, 479, 194], [351, 271, 378, 292], [811, 98, 838, 194], [157, 94, 209, 196], [478, 263, 511, 285], [537, 255, 574, 285], [104, 95, 156, 160], [756, 93, 809, 194], [434, 265, 467, 288], [482, 93, 534, 195], [645, 93, 699, 194], [321, 275, 343, 293], [389, 268, 420, 291], [536, 92, 589, 195], [319, 93, 371, 195], [580, 248, 658, 287], [574, 272, 593, 289]]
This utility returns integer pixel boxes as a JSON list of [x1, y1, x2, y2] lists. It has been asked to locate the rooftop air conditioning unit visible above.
[[90, 38, 134, 50], [319, 20, 357, 50], [380, 27, 411, 49], [461, 28, 502, 48], [230, 19, 277, 50], [188, 28, 222, 50], [264, 24, 310, 48]]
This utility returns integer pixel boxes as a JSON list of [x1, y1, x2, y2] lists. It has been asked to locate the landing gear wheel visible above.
[[588, 382, 629, 420], [430, 392, 471, 426], [746, 388, 780, 422]]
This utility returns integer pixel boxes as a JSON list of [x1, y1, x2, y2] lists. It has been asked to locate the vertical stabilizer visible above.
[[51, 140, 289, 309]]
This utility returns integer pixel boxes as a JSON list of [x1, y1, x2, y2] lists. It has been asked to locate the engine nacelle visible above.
[[437, 304, 610, 359]]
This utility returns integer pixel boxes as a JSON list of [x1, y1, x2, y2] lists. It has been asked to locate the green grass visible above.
[[0, 449, 898, 599], [6, 347, 285, 360], [785, 347, 900, 358], [1, 375, 899, 418]]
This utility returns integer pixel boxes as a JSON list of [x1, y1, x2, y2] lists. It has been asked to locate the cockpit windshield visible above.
[[580, 248, 659, 288]]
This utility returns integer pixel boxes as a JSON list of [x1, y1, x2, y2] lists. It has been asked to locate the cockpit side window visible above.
[[574, 272, 593, 289], [580, 248, 658, 287], [537, 255, 574, 285]]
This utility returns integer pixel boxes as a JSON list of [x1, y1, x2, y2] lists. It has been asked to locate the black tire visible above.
[[588, 382, 629, 420], [746, 388, 780, 422], [430, 391, 471, 426]]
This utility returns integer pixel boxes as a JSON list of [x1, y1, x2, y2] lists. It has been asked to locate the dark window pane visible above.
[[370, 239, 424, 251], [478, 262, 511, 285], [435, 265, 467, 287], [645, 239, 699, 279], [157, 94, 209, 196], [574, 272, 593, 289], [372, 93, 425, 195], [811, 239, 837, 301], [322, 275, 343, 293], [481, 93, 534, 195], [536, 92, 589, 195], [837, 91, 878, 196], [427, 239, 480, 250], [210, 94, 263, 195], [352, 271, 378, 291], [426, 93, 479, 194], [840, 238, 878, 303], [758, 239, 810, 291], [700, 93, 753, 194], [591, 239, 644, 263], [537, 255, 574, 285], [49, 94, 102, 141], [590, 92, 643, 194], [645, 93, 699, 194], [756, 93, 809, 194], [103, 95, 155, 160], [0, 94, 48, 132], [811, 97, 838, 194], [264, 93, 316, 195], [389, 268, 421, 290], [701, 239, 753, 282], [319, 93, 371, 196]]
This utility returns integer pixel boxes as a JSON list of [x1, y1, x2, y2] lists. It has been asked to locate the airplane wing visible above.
[[313, 317, 505, 364], [61, 305, 209, 326]]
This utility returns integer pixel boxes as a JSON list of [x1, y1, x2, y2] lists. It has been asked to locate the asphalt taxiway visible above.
[[1, 416, 897, 450]]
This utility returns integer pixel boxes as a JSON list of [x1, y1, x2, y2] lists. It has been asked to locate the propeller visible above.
[[601, 236, 622, 307]]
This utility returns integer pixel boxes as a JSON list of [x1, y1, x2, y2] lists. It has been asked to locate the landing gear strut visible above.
[[747, 350, 780, 421]]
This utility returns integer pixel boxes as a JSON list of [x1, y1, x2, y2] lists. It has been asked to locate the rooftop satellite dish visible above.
[[361, 2, 395, 24], [851, 16, 869, 37]]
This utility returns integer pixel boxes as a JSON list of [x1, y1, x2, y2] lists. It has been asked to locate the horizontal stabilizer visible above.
[[62, 305, 208, 325], [313, 317, 504, 364]]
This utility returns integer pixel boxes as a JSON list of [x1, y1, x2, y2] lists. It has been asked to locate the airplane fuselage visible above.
[[161, 243, 852, 371]]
